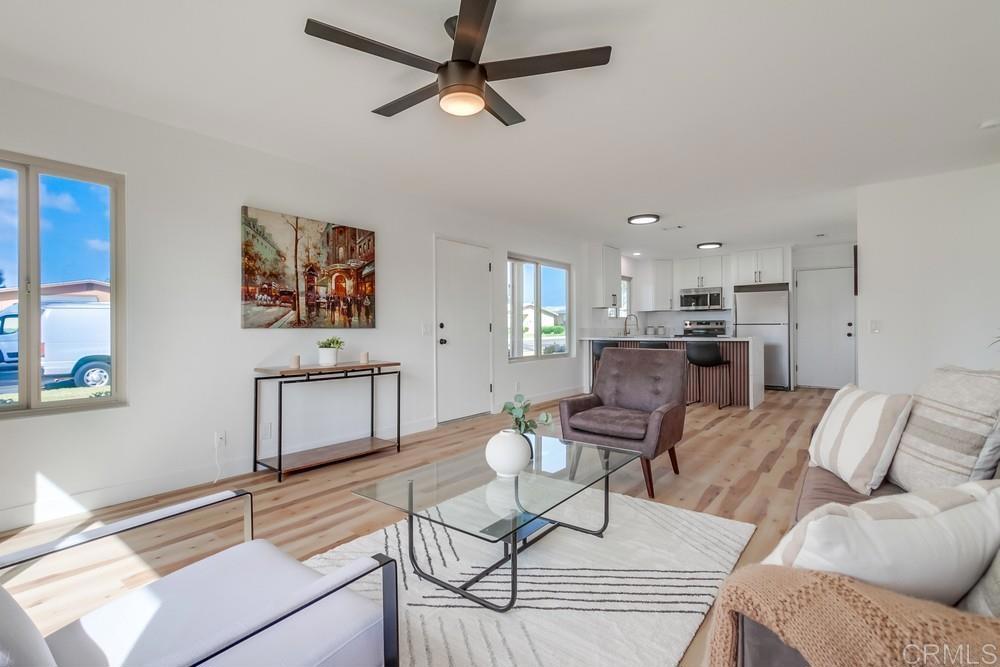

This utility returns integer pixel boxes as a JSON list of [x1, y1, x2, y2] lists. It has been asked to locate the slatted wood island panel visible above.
[[581, 337, 765, 409]]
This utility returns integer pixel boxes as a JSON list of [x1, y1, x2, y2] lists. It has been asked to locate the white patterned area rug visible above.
[[306, 490, 755, 667]]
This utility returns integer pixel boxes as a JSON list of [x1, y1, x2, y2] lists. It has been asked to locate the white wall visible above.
[[857, 162, 1000, 393], [0, 78, 585, 529]]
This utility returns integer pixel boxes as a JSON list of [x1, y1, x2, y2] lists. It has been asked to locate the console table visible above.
[[253, 360, 401, 482]]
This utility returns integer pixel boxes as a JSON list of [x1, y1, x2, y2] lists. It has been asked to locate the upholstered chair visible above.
[[560, 348, 688, 498]]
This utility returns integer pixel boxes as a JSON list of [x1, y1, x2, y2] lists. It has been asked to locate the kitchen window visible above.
[[608, 276, 631, 318], [507, 255, 570, 360], [0, 150, 125, 416]]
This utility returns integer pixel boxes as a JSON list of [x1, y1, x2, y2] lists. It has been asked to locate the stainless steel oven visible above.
[[679, 287, 724, 310]]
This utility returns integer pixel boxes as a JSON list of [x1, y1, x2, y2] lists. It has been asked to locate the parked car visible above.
[[0, 301, 111, 387]]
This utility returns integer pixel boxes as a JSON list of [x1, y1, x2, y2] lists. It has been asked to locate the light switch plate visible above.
[[869, 320, 882, 334]]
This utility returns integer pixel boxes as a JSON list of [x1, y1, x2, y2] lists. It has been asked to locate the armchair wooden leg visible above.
[[640, 458, 655, 499], [668, 447, 680, 475]]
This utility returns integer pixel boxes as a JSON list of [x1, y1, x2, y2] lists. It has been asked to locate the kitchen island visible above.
[[579, 336, 765, 409]]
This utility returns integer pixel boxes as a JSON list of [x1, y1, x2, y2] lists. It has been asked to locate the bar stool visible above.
[[686, 341, 733, 409]]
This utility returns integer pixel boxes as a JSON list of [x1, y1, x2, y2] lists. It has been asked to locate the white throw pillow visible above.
[[764, 480, 1000, 604], [808, 384, 913, 495], [0, 585, 56, 667], [959, 548, 1000, 616]]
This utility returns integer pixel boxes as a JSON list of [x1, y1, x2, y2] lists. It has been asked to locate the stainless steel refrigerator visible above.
[[734, 283, 791, 390]]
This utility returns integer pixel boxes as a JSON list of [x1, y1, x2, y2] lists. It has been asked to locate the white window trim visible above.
[[507, 253, 571, 362], [0, 149, 127, 418]]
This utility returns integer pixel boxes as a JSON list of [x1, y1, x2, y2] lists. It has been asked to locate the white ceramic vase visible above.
[[318, 347, 338, 367], [485, 429, 530, 478]]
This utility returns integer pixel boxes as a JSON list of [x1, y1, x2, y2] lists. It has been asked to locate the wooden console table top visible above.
[[254, 360, 401, 376]]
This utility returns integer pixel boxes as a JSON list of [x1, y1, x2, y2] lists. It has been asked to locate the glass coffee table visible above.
[[354, 433, 639, 612]]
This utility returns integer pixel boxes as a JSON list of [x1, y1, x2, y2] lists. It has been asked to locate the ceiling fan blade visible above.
[[451, 0, 496, 63], [305, 18, 440, 73], [483, 46, 612, 81], [444, 15, 458, 40], [372, 82, 440, 117], [484, 85, 525, 126]]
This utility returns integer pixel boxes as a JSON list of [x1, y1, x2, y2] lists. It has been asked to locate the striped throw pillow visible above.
[[764, 480, 1000, 604], [887, 367, 1000, 491], [809, 385, 913, 495]]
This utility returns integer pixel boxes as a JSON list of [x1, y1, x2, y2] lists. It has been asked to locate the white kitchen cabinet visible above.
[[700, 256, 723, 287], [635, 259, 673, 311], [732, 248, 785, 285], [675, 258, 702, 290], [675, 256, 723, 289], [757, 247, 784, 283], [589, 243, 622, 308]]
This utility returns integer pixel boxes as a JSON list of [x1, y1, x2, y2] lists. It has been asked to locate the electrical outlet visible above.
[[262, 422, 272, 440], [214, 431, 227, 449], [869, 320, 882, 334], [514, 381, 521, 393]]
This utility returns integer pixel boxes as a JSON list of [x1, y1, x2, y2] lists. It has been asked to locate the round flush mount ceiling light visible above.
[[627, 214, 660, 226], [980, 118, 1000, 130], [632, 252, 642, 256], [697, 242, 723, 250]]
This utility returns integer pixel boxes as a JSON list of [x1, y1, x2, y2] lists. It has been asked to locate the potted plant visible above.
[[504, 394, 552, 453], [317, 336, 344, 366]]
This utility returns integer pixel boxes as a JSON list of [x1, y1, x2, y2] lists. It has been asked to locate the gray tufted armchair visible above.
[[559, 348, 688, 498]]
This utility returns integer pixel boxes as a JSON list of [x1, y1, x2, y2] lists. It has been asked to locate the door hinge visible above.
[[795, 364, 799, 371], [488, 262, 492, 272], [795, 323, 799, 330], [489, 383, 493, 393], [489, 323, 492, 332]]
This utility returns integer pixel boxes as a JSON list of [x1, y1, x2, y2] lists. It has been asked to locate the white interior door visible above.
[[796, 267, 856, 388], [435, 238, 492, 422]]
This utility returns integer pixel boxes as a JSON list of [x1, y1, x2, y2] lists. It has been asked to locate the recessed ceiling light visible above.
[[632, 252, 642, 256], [697, 242, 723, 250], [627, 214, 660, 226], [980, 119, 1000, 130]]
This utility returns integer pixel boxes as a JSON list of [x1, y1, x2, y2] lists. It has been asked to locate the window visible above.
[[0, 150, 124, 415], [607, 276, 631, 318], [507, 255, 570, 360]]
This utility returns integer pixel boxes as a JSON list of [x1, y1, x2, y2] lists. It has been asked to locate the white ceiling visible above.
[[1, 0, 999, 258]]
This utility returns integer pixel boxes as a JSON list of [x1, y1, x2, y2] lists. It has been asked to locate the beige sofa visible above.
[[717, 369, 1000, 667]]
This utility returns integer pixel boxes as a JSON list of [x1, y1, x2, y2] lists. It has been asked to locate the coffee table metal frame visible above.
[[404, 450, 614, 613]]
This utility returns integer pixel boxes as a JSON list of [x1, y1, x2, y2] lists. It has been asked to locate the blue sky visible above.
[[0, 168, 110, 289], [515, 262, 567, 310]]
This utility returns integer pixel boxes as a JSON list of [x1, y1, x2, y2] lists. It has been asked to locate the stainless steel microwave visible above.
[[679, 287, 724, 310]]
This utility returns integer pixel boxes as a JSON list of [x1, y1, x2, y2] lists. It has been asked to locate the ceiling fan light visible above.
[[697, 242, 723, 250], [439, 90, 485, 116]]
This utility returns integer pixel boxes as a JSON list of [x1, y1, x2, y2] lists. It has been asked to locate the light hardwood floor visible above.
[[0, 387, 834, 665]]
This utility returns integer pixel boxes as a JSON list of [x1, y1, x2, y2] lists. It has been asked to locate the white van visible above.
[[0, 302, 111, 387]]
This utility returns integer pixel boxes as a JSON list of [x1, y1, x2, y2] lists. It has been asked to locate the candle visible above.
[[360, 351, 370, 364], [290, 354, 301, 369]]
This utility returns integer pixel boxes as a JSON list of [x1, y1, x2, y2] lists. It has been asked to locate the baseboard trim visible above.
[[0, 415, 438, 532]]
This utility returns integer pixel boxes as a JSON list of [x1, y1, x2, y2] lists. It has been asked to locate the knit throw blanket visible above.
[[708, 565, 1000, 667]]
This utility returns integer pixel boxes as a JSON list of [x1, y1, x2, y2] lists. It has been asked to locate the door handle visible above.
[[847, 322, 853, 327], [846, 333, 853, 337], [439, 338, 448, 345]]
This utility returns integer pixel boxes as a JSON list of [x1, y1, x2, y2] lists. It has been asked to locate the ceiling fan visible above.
[[304, 0, 612, 126]]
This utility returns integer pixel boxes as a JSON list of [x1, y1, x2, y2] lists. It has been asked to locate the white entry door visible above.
[[435, 238, 493, 422], [796, 267, 856, 388]]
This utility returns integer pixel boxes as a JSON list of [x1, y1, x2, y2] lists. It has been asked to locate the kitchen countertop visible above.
[[578, 336, 756, 342]]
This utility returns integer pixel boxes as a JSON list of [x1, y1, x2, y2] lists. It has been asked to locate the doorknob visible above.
[[847, 322, 853, 327], [846, 332, 853, 337], [439, 338, 448, 345]]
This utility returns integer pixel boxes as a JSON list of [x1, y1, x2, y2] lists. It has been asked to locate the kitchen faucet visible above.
[[623, 313, 639, 337]]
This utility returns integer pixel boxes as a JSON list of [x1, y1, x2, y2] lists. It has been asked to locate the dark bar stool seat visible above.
[[686, 341, 733, 409]]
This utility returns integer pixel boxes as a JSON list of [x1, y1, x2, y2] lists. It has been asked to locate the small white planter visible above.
[[317, 347, 339, 367], [485, 429, 531, 478]]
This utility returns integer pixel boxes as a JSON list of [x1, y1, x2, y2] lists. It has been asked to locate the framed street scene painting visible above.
[[241, 206, 375, 328]]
